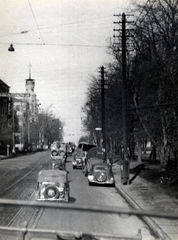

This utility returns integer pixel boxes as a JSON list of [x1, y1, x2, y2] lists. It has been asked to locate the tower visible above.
[[25, 64, 35, 93]]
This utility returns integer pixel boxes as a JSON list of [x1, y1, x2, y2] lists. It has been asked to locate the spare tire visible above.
[[96, 172, 107, 182], [51, 150, 58, 156], [44, 185, 59, 199]]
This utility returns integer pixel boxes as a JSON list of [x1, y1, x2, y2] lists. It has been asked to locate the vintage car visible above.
[[83, 146, 106, 176], [72, 148, 86, 169], [49, 156, 66, 170], [84, 157, 104, 176], [51, 144, 67, 161], [36, 169, 69, 202], [50, 141, 60, 156], [59, 143, 68, 161], [88, 163, 115, 186], [72, 142, 96, 169]]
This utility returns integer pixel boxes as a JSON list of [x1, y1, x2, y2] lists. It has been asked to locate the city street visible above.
[[0, 151, 155, 239]]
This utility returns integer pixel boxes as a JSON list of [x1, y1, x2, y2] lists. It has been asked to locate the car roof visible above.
[[87, 147, 105, 159], [78, 142, 96, 151], [37, 170, 67, 183]]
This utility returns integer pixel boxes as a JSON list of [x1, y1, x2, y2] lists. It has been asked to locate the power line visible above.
[[27, 0, 45, 45], [0, 42, 107, 48]]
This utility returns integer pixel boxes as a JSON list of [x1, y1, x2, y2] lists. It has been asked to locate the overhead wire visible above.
[[0, 42, 107, 48], [27, 0, 45, 45]]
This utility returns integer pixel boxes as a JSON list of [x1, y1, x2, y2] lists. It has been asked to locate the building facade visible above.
[[0, 79, 13, 155], [13, 76, 39, 151]]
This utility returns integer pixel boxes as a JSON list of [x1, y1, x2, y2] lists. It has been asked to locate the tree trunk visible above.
[[137, 142, 142, 162]]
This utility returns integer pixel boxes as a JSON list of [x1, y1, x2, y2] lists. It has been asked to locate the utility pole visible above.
[[114, 13, 132, 185], [12, 105, 15, 153], [101, 66, 106, 162], [122, 13, 128, 149], [121, 13, 130, 185]]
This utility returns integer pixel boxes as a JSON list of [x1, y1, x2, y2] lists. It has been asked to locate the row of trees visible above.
[[0, 104, 64, 154], [28, 109, 64, 150], [82, 0, 178, 170]]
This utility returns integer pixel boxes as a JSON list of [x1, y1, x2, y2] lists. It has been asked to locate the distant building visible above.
[[0, 79, 13, 155], [13, 73, 39, 151], [0, 79, 11, 116]]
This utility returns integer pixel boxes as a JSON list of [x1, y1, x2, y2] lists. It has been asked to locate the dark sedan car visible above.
[[83, 146, 106, 176], [88, 163, 115, 186], [72, 148, 86, 169], [72, 142, 96, 169]]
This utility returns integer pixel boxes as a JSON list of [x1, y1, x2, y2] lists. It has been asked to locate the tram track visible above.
[[0, 162, 42, 196], [0, 154, 49, 227]]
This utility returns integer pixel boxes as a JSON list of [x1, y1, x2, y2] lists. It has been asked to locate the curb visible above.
[[115, 183, 171, 240]]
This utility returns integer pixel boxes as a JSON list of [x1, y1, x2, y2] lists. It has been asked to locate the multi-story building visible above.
[[0, 79, 10, 115], [0, 74, 41, 153], [13, 74, 39, 151], [0, 79, 13, 155]]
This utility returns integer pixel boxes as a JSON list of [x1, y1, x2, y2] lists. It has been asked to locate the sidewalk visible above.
[[0, 153, 18, 160], [112, 161, 178, 240], [0, 155, 7, 160]]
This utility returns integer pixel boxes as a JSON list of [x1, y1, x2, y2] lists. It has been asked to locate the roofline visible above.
[[0, 79, 10, 90]]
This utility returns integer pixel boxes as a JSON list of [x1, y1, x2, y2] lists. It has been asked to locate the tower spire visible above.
[[29, 63, 31, 79]]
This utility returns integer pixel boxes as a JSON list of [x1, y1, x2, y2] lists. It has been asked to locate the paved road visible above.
[[0, 151, 156, 239]]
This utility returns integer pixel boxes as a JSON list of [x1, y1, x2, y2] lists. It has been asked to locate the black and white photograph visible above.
[[0, 0, 178, 239]]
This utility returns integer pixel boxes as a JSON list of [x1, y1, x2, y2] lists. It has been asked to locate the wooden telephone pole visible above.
[[101, 66, 106, 162], [121, 13, 130, 185], [114, 13, 133, 184]]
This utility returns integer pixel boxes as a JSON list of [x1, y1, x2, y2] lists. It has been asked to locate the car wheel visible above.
[[88, 181, 92, 186], [44, 185, 59, 199], [73, 166, 76, 169]]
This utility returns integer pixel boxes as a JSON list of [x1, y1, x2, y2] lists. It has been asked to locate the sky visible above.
[[0, 0, 133, 144]]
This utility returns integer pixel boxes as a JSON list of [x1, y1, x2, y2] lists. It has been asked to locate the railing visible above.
[[0, 198, 178, 240]]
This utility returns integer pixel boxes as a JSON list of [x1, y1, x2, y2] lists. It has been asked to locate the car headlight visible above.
[[58, 187, 64, 192], [88, 175, 94, 180]]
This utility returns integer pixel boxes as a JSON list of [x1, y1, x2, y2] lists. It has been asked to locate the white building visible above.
[[13, 74, 39, 151]]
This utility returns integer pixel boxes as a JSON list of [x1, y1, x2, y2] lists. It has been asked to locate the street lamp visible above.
[[95, 127, 102, 147], [8, 44, 15, 51]]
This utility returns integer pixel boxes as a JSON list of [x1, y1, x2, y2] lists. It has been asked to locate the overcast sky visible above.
[[0, 0, 133, 144]]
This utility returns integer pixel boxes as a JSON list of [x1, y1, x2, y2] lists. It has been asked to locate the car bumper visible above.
[[72, 161, 83, 168], [37, 198, 68, 202], [88, 176, 115, 185]]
